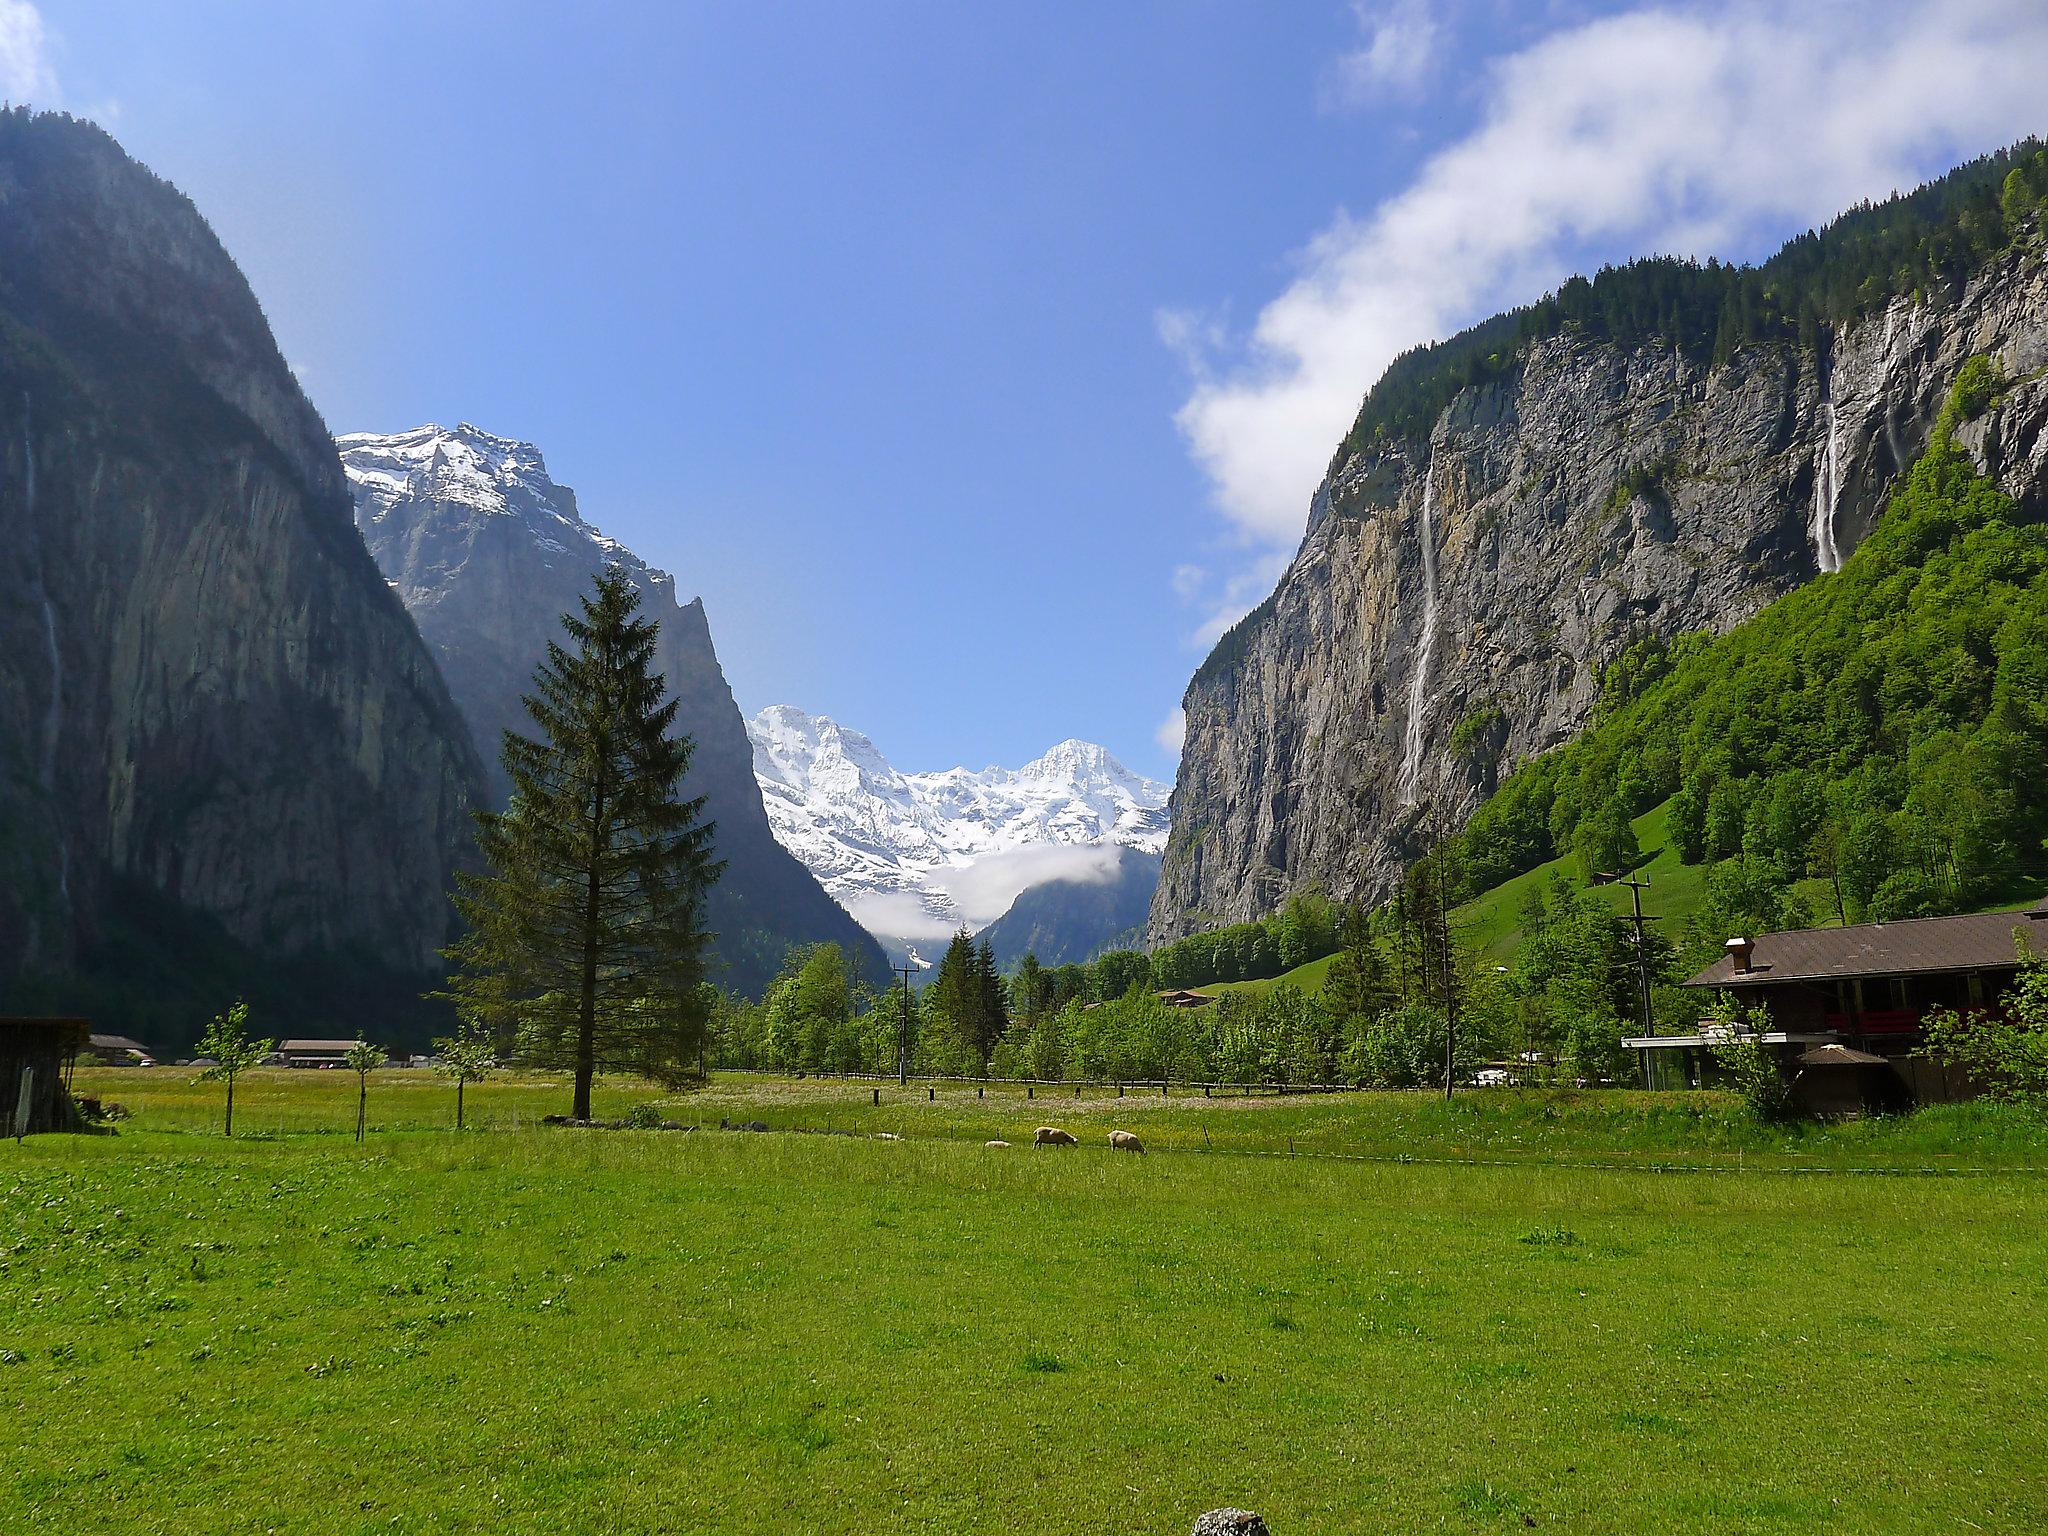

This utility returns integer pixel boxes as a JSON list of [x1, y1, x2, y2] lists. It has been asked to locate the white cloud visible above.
[[845, 891, 958, 945], [1322, 0, 1442, 108], [1156, 706, 1187, 759], [935, 844, 1128, 929], [0, 1, 54, 106], [1170, 0, 2048, 613], [844, 844, 1136, 939]]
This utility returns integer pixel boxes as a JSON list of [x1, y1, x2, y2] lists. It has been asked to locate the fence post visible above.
[[1027, 1084, 1033, 1099], [1161, 1082, 1167, 1098], [978, 1085, 984, 1099], [872, 1089, 879, 1106], [1117, 1082, 1124, 1098], [928, 1087, 934, 1101], [1074, 1083, 1080, 1098]]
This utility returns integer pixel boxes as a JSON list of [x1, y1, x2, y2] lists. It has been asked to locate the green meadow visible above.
[[6, 1070, 2047, 1534]]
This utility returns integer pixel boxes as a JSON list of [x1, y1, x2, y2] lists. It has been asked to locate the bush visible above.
[[1925, 954, 2048, 1103], [1709, 1000, 1797, 1122]]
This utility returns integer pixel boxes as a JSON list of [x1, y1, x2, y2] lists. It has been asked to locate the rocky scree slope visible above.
[[1152, 242, 2048, 943], [0, 111, 485, 991], [340, 424, 887, 995]]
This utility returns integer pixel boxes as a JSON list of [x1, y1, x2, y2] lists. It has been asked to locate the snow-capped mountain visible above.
[[748, 704, 1170, 946], [335, 423, 890, 993]]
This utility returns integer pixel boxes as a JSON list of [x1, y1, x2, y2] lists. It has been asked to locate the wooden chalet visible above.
[[1628, 904, 2047, 1102], [277, 1038, 359, 1069], [0, 1017, 91, 1134]]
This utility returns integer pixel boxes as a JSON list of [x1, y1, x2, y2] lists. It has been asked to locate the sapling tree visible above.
[[1708, 998, 1796, 1123], [1925, 952, 2048, 1103], [193, 1002, 274, 1138], [343, 1036, 383, 1143], [433, 1018, 497, 1130]]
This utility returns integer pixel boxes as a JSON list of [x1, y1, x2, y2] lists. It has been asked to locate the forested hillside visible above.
[[1453, 369, 2047, 926]]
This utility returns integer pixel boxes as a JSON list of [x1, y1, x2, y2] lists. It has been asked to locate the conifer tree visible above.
[[442, 567, 722, 1119], [974, 938, 1008, 1063]]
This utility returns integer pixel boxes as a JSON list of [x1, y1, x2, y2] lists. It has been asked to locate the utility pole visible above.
[[893, 965, 915, 1086], [1598, 870, 1660, 1083]]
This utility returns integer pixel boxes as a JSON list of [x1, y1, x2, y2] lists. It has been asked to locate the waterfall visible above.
[[1397, 448, 1440, 808], [1811, 377, 1843, 575], [1880, 298, 1909, 474]]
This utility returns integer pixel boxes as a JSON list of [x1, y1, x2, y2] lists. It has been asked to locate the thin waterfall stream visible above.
[[1398, 447, 1440, 807]]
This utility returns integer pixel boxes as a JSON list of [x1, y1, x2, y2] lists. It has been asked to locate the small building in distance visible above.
[[1156, 989, 1216, 1009], [1630, 904, 2047, 1102], [276, 1038, 359, 1069], [86, 1033, 154, 1067], [0, 1018, 91, 1134]]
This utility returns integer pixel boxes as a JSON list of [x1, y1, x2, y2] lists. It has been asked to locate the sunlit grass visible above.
[[7, 1112, 2045, 1534]]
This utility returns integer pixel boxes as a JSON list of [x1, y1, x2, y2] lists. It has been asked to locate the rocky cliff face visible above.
[[0, 112, 485, 988], [339, 424, 888, 994], [1151, 245, 2048, 942]]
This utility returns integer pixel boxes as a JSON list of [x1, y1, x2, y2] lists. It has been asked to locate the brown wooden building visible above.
[[0, 1017, 91, 1134], [1629, 904, 2047, 1102]]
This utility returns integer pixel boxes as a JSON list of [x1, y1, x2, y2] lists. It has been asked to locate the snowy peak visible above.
[[745, 705, 1170, 942], [337, 422, 651, 586]]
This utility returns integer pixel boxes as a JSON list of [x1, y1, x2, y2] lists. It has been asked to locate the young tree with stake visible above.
[[193, 1002, 274, 1138], [433, 1018, 497, 1130], [344, 1037, 382, 1143], [442, 567, 722, 1120]]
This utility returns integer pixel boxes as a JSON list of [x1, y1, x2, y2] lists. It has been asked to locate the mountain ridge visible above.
[[0, 110, 485, 1025], [1154, 146, 2048, 944], [747, 704, 1168, 944], [339, 422, 890, 995]]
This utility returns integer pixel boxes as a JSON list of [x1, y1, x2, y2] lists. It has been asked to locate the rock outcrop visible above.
[[0, 112, 486, 989], [1152, 243, 2048, 942], [339, 424, 888, 994]]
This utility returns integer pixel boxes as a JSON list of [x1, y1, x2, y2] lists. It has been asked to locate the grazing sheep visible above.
[[985, 1139, 1011, 1149], [1108, 1129, 1145, 1155], [1032, 1126, 1079, 1147], [872, 1132, 902, 1141]]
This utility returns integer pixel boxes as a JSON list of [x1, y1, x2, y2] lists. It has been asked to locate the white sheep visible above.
[[1108, 1129, 1145, 1155], [1032, 1126, 1078, 1147], [985, 1139, 1011, 1149]]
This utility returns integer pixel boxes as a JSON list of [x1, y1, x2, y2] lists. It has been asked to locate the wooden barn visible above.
[[0, 1017, 91, 1135], [1628, 904, 2047, 1103]]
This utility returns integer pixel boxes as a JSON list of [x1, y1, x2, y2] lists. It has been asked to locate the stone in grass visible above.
[[1192, 1512, 1269, 1536]]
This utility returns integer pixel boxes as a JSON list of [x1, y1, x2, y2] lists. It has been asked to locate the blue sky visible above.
[[12, 1, 2046, 781]]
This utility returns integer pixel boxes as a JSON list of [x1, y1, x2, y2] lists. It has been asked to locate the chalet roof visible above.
[[0, 1017, 91, 1050], [1156, 989, 1216, 1008], [89, 1033, 149, 1053], [1685, 906, 2048, 989], [278, 1038, 360, 1053]]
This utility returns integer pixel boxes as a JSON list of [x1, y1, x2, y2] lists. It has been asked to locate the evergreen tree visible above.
[[925, 930, 981, 1073], [442, 567, 722, 1120], [974, 938, 1008, 1065]]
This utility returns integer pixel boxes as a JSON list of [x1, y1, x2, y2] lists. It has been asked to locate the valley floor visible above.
[[6, 1071, 2046, 1533]]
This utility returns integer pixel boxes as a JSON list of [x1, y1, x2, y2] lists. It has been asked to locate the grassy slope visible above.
[[1450, 799, 1711, 964], [8, 1072, 2048, 1535]]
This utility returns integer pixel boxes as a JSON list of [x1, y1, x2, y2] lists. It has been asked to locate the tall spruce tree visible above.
[[974, 938, 1008, 1064], [443, 567, 722, 1119]]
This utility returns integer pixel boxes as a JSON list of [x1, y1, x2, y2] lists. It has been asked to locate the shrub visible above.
[[1708, 1000, 1797, 1122]]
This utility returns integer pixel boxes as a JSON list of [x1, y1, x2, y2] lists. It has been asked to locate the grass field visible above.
[[8, 1070, 2048, 1534]]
